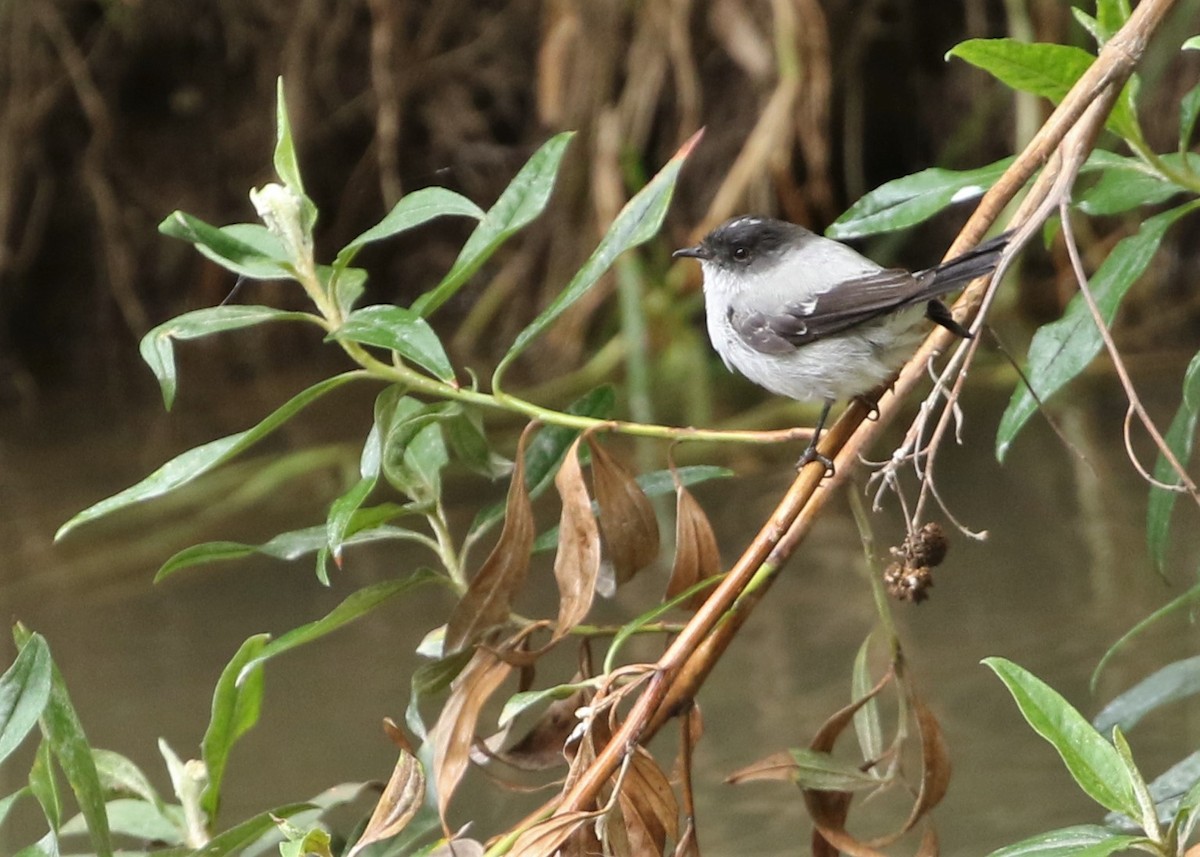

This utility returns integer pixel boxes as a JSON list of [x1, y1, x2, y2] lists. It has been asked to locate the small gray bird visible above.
[[673, 216, 1008, 467]]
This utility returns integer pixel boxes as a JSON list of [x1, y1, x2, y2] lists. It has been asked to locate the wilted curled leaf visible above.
[[587, 435, 659, 590], [509, 809, 600, 857], [553, 438, 601, 639], [445, 423, 537, 653], [431, 647, 514, 829], [345, 746, 426, 857], [664, 478, 721, 611], [615, 747, 679, 856]]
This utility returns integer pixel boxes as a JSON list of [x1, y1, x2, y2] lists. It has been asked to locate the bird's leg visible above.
[[797, 399, 835, 475]]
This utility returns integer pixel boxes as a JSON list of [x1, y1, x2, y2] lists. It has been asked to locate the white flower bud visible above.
[[250, 182, 311, 265]]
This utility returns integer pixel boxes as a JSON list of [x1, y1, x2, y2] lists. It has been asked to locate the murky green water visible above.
[[3, 364, 1199, 855]]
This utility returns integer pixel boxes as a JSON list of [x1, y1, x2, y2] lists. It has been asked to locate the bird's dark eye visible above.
[[732, 246, 750, 262]]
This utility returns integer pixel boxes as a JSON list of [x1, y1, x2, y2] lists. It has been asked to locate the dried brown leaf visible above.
[[672, 819, 699, 857], [905, 689, 951, 827], [345, 747, 426, 857], [445, 424, 537, 653], [665, 482, 721, 610], [553, 437, 601, 639], [431, 647, 514, 829], [509, 810, 598, 857], [425, 837, 485, 857], [617, 747, 679, 856], [725, 750, 801, 785], [587, 436, 659, 588]]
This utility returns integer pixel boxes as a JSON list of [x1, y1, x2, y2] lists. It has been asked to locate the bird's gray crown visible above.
[[696, 215, 811, 271]]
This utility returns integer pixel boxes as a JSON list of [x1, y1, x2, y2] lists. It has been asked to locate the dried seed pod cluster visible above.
[[884, 522, 950, 603]]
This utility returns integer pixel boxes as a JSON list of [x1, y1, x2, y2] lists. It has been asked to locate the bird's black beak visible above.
[[673, 244, 709, 260]]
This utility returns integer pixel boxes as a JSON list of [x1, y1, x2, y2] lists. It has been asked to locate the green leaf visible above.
[[1095, 0, 1131, 42], [1147, 351, 1200, 572], [12, 630, 113, 856], [1077, 153, 1200, 216], [235, 574, 439, 685], [495, 132, 699, 381], [414, 132, 575, 317], [1183, 35, 1200, 51], [948, 39, 1140, 141], [445, 409, 511, 479], [60, 797, 184, 844], [1180, 80, 1200, 151], [29, 740, 62, 831], [0, 632, 52, 765], [201, 634, 269, 823], [1091, 581, 1200, 690], [56, 371, 364, 540], [330, 305, 454, 382], [827, 157, 1013, 239], [92, 749, 165, 808], [333, 187, 485, 272], [0, 787, 29, 829], [986, 825, 1148, 857], [271, 77, 317, 235], [140, 306, 319, 409], [377, 396, 454, 504], [183, 802, 317, 857], [1071, 9, 1103, 45], [159, 212, 295, 280], [851, 633, 884, 766], [325, 405, 385, 567], [786, 748, 885, 792], [996, 203, 1200, 461], [499, 681, 597, 728], [1094, 655, 1200, 736], [1110, 727, 1158, 837], [155, 523, 427, 581], [984, 657, 1137, 817]]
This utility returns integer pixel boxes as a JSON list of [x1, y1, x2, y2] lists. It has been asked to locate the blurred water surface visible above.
[[2, 362, 1199, 855]]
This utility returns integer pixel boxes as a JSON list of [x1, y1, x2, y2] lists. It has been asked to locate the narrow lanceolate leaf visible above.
[[494, 130, 702, 380], [983, 658, 1138, 817], [431, 648, 513, 827], [551, 438, 600, 639], [1147, 351, 1200, 572], [826, 157, 1012, 239], [587, 437, 660, 591], [235, 574, 438, 685], [1091, 581, 1200, 690], [11, 629, 113, 857], [1180, 80, 1200, 151], [345, 748, 427, 857], [28, 740, 61, 831], [508, 810, 596, 857], [726, 749, 880, 791], [180, 802, 317, 857], [155, 522, 426, 581], [141, 306, 320, 409], [271, 77, 317, 233], [0, 633, 52, 766], [985, 825, 1147, 857], [334, 187, 484, 273], [996, 203, 1200, 462], [56, 371, 363, 541], [158, 212, 294, 281], [91, 749, 164, 809], [664, 480, 722, 611], [201, 634, 269, 823], [948, 40, 1141, 142], [414, 132, 576, 317], [1093, 655, 1200, 736], [445, 426, 537, 653], [330, 305, 455, 382]]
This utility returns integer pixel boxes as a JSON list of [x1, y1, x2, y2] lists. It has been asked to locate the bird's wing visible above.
[[729, 268, 933, 351]]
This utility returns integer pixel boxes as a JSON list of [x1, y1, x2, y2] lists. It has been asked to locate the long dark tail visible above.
[[922, 231, 1010, 292], [917, 232, 1010, 338]]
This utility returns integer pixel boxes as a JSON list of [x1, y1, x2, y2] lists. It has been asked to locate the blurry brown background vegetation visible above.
[[1, 0, 1196, 407]]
